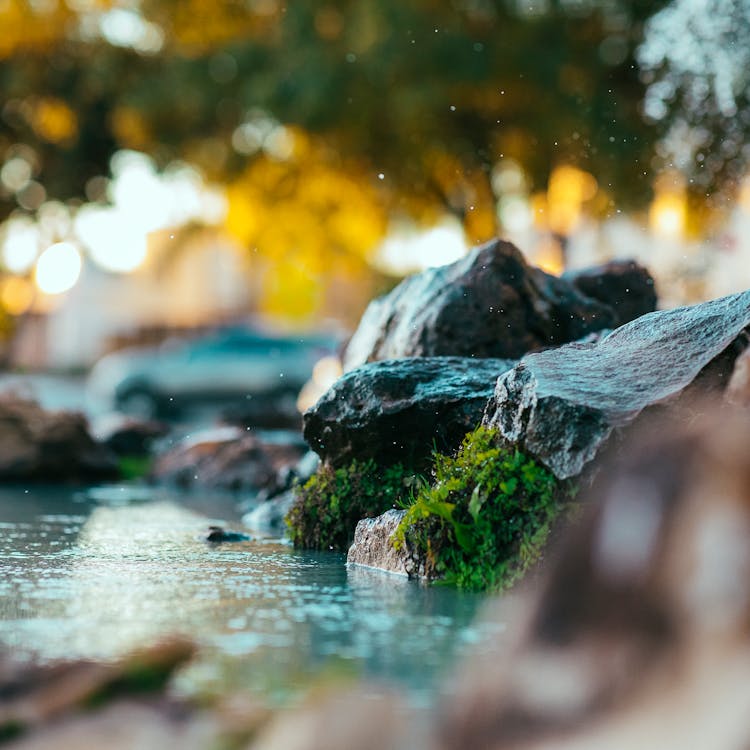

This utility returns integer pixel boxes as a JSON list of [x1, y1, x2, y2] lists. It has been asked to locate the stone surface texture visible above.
[[484, 290, 750, 479], [564, 259, 657, 328], [343, 239, 619, 371], [303, 356, 516, 469], [346, 509, 426, 579]]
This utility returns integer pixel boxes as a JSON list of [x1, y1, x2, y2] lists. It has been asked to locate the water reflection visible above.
[[0, 486, 486, 702]]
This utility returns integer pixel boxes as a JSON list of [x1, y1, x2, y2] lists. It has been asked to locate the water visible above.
[[0, 484, 493, 704]]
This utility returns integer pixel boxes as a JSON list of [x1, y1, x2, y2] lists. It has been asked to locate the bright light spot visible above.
[[0, 157, 32, 193], [546, 165, 598, 235], [264, 126, 294, 161], [100, 9, 164, 54], [650, 192, 686, 239], [1, 220, 39, 273], [492, 159, 526, 194], [534, 236, 565, 276], [35, 242, 82, 295], [374, 218, 468, 275], [0, 276, 34, 315], [499, 195, 533, 233], [75, 206, 147, 273]]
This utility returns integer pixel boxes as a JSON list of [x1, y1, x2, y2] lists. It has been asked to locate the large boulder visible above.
[[483, 290, 750, 479], [343, 239, 629, 371], [563, 259, 657, 328], [303, 356, 516, 469], [0, 395, 118, 482]]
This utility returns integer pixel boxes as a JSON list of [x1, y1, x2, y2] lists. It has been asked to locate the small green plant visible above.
[[394, 426, 571, 592], [286, 459, 418, 551]]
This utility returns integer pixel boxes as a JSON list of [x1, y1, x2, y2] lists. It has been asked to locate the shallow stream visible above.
[[0, 485, 495, 705]]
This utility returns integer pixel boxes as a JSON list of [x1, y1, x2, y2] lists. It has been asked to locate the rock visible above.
[[0, 638, 195, 731], [343, 239, 620, 371], [91, 412, 170, 457], [564, 259, 657, 328], [249, 687, 411, 750], [151, 427, 306, 492], [483, 290, 750, 479], [0, 395, 118, 482], [347, 509, 426, 578], [725, 343, 750, 406], [438, 403, 750, 750], [304, 356, 516, 469], [242, 490, 295, 534], [203, 525, 252, 543]]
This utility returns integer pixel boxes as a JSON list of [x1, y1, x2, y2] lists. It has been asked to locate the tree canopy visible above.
[[2, 0, 747, 320]]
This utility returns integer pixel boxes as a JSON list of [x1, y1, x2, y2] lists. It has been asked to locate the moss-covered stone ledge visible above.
[[391, 426, 575, 591], [285, 458, 420, 551], [290, 427, 576, 592]]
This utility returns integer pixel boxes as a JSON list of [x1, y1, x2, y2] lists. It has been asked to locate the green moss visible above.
[[393, 426, 573, 592], [287, 459, 418, 551], [117, 454, 153, 480]]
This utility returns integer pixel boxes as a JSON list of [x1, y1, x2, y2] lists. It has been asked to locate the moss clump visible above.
[[394, 426, 571, 592], [287, 459, 416, 551]]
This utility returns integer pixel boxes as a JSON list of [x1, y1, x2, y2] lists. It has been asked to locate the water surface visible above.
[[0, 485, 493, 703]]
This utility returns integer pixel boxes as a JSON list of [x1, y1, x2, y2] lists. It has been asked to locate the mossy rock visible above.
[[393, 426, 575, 592], [287, 459, 418, 551]]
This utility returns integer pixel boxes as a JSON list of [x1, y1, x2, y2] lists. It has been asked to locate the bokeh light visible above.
[[75, 206, 147, 273], [1, 219, 39, 273], [34, 242, 82, 295], [0, 276, 35, 315]]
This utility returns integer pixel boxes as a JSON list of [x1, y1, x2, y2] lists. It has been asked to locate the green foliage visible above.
[[394, 426, 571, 592], [286, 459, 416, 551]]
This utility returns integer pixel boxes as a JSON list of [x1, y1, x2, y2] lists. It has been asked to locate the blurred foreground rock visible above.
[[304, 356, 515, 469], [484, 290, 750, 478], [248, 687, 415, 750], [0, 639, 227, 749], [150, 427, 306, 492], [0, 394, 118, 482], [343, 239, 652, 370], [439, 403, 750, 750]]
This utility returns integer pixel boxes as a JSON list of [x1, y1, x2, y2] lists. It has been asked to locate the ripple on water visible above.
[[0, 484, 491, 702]]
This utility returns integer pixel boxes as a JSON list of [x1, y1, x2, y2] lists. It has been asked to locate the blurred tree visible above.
[[10, 0, 731, 321], [1, 1, 668, 221]]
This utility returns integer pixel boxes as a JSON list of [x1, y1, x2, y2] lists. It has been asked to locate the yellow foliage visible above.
[[150, 0, 280, 54], [30, 97, 78, 144], [110, 106, 152, 150], [0, 0, 74, 58], [226, 144, 388, 318]]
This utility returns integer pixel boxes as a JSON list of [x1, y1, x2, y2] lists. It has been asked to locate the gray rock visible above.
[[564, 259, 657, 328], [347, 509, 425, 578], [242, 490, 296, 534], [304, 356, 516, 469], [483, 290, 750, 479], [343, 239, 619, 371]]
